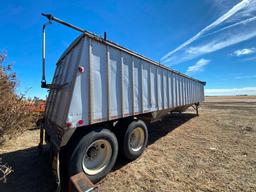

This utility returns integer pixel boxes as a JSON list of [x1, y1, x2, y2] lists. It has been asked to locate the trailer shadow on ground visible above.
[[0, 146, 57, 192], [113, 112, 197, 171], [0, 112, 196, 192]]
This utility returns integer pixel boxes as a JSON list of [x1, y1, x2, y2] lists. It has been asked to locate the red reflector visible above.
[[78, 66, 84, 73], [78, 120, 84, 125], [66, 122, 72, 127]]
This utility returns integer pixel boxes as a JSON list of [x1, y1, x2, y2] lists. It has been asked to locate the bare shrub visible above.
[[0, 158, 13, 183], [0, 52, 34, 144], [0, 52, 39, 183]]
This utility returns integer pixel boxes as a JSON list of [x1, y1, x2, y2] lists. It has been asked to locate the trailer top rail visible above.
[[41, 13, 206, 88]]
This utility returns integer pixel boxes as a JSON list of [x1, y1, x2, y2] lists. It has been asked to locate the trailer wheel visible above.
[[68, 128, 118, 183], [121, 120, 148, 160]]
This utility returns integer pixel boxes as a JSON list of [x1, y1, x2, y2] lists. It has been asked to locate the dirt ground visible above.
[[0, 96, 256, 192]]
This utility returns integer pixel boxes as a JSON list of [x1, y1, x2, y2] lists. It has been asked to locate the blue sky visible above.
[[1, 0, 256, 98]]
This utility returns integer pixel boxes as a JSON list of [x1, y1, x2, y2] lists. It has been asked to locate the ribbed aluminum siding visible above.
[[62, 36, 205, 127]]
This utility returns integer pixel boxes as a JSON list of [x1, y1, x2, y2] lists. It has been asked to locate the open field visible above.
[[0, 96, 256, 191]]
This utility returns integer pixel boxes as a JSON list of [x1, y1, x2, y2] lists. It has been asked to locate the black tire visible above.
[[68, 128, 118, 183], [119, 120, 148, 160]]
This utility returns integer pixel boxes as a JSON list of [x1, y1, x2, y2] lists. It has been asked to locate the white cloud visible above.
[[161, 0, 256, 65], [186, 58, 210, 74], [205, 87, 256, 96], [212, 0, 238, 13], [234, 75, 256, 79], [233, 48, 256, 56], [243, 56, 256, 61]]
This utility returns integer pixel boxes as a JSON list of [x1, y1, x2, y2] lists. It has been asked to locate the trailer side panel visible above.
[[66, 37, 204, 127]]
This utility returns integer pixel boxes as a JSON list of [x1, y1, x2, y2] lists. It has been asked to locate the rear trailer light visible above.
[[78, 65, 84, 73], [66, 122, 72, 127], [78, 120, 84, 125]]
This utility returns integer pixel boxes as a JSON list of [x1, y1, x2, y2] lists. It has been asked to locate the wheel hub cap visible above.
[[82, 139, 112, 175], [129, 127, 145, 152]]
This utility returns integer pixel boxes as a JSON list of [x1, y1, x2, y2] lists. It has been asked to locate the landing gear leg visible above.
[[192, 102, 200, 116], [38, 124, 44, 154]]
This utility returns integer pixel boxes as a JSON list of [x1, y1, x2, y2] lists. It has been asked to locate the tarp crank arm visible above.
[[41, 19, 52, 88], [41, 13, 86, 89], [41, 13, 86, 33]]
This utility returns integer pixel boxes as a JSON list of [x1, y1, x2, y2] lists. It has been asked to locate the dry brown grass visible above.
[[99, 96, 256, 192], [0, 96, 256, 191]]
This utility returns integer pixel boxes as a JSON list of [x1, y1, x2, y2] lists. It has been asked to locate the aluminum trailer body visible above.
[[45, 34, 205, 148], [40, 14, 205, 188]]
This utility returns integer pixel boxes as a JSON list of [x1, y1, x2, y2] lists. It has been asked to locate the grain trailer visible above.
[[39, 13, 206, 189]]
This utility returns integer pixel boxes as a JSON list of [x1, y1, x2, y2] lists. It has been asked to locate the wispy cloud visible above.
[[233, 48, 256, 56], [161, 0, 256, 65], [242, 56, 256, 61], [234, 74, 256, 79], [186, 58, 210, 74], [205, 87, 256, 96]]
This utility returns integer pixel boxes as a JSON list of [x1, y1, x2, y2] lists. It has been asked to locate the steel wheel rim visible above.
[[82, 139, 112, 175], [129, 127, 145, 152]]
